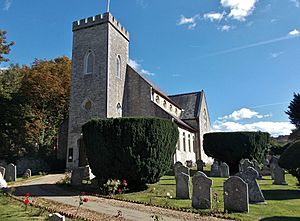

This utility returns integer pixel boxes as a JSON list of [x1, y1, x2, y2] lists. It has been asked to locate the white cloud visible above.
[[270, 52, 284, 59], [3, 0, 12, 11], [218, 108, 263, 121], [288, 29, 300, 36], [203, 12, 225, 22], [177, 15, 199, 30], [218, 25, 233, 32], [290, 0, 300, 8], [128, 59, 155, 76], [213, 121, 295, 137], [220, 0, 258, 21]]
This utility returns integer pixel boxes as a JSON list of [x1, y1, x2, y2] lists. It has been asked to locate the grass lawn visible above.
[[115, 173, 300, 221]]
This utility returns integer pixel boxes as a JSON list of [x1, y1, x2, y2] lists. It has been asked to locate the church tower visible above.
[[67, 13, 129, 169]]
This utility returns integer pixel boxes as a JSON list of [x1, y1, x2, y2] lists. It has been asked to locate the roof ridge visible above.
[[169, 90, 203, 97]]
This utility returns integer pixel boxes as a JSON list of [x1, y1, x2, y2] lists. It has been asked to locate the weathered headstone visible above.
[[176, 165, 190, 177], [196, 159, 205, 171], [0, 173, 7, 189], [0, 166, 5, 177], [176, 172, 190, 199], [236, 167, 265, 204], [23, 169, 32, 179], [273, 164, 287, 185], [220, 162, 230, 178], [49, 213, 65, 221], [239, 159, 254, 173], [224, 176, 249, 213], [186, 160, 193, 168], [261, 159, 271, 176], [192, 171, 213, 209], [210, 161, 220, 177], [5, 163, 16, 182], [252, 159, 263, 180], [174, 161, 183, 177], [270, 156, 279, 180]]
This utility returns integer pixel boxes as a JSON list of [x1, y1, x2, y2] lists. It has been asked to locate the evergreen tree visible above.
[[0, 30, 14, 65], [286, 93, 300, 129]]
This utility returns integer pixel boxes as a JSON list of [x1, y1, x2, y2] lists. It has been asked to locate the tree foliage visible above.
[[0, 30, 14, 64], [286, 93, 300, 129], [203, 132, 270, 173], [279, 140, 300, 184], [82, 118, 179, 189]]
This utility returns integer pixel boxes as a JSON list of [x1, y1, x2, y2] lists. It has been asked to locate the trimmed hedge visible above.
[[279, 140, 300, 183], [82, 117, 179, 189], [203, 132, 270, 173]]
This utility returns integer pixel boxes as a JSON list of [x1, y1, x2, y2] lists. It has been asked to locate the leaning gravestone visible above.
[[176, 165, 190, 177], [210, 161, 220, 177], [196, 159, 205, 171], [0, 166, 5, 177], [224, 176, 249, 213], [176, 172, 190, 199], [192, 171, 213, 209], [174, 161, 183, 177], [5, 163, 16, 182], [220, 162, 230, 178], [270, 156, 279, 180], [239, 159, 254, 172], [273, 164, 287, 185], [23, 169, 32, 179], [49, 213, 65, 221], [236, 167, 265, 204]]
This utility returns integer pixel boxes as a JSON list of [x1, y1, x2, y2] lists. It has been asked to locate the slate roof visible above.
[[169, 91, 203, 120]]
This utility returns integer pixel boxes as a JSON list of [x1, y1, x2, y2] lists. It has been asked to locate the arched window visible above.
[[84, 50, 94, 75], [116, 55, 121, 78]]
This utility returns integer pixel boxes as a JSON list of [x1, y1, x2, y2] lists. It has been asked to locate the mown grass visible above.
[[115, 173, 300, 221]]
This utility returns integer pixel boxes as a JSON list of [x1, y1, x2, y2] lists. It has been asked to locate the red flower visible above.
[[25, 193, 30, 197], [123, 179, 127, 184], [83, 197, 88, 203], [24, 199, 29, 205], [118, 188, 122, 194]]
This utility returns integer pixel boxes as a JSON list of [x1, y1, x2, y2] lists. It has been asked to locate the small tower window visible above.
[[116, 55, 121, 78], [84, 50, 94, 75], [117, 103, 122, 117]]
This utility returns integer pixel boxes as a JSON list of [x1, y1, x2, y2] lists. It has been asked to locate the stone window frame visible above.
[[84, 50, 95, 75], [116, 55, 122, 79], [155, 95, 160, 103], [163, 100, 167, 108]]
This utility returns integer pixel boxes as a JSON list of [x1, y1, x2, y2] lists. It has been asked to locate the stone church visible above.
[[66, 12, 211, 169]]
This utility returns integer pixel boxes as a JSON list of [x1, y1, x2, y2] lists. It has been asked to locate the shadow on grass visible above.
[[260, 216, 300, 221], [262, 189, 300, 200]]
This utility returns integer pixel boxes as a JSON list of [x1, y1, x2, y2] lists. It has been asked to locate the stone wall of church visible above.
[[174, 127, 196, 164]]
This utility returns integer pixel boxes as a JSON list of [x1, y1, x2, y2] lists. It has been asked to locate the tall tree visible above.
[[286, 93, 300, 129], [0, 30, 14, 65]]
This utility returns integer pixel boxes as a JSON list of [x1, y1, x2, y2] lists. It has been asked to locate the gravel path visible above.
[[10, 174, 230, 221]]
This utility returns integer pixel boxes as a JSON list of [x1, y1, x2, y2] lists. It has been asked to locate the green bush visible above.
[[82, 117, 179, 189], [203, 132, 270, 173], [279, 140, 300, 184]]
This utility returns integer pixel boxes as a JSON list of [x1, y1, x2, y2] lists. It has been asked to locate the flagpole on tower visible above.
[[107, 0, 111, 12]]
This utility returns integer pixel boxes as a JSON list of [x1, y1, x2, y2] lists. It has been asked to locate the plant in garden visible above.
[[75, 192, 88, 216], [24, 193, 30, 211], [104, 179, 128, 196], [212, 192, 221, 212]]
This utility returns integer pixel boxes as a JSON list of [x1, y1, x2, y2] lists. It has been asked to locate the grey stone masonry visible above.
[[5, 163, 16, 182], [210, 161, 220, 177], [220, 162, 230, 178], [236, 167, 265, 204], [176, 165, 190, 177], [273, 164, 287, 185], [239, 159, 254, 173], [192, 171, 213, 209], [0, 166, 5, 177], [224, 176, 249, 213], [176, 172, 190, 199]]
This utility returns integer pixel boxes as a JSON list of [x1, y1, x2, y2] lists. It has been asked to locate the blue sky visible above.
[[1, 0, 299, 136]]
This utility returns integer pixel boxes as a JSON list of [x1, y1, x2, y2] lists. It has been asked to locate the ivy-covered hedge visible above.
[[82, 117, 179, 189], [203, 132, 270, 173], [279, 140, 300, 184]]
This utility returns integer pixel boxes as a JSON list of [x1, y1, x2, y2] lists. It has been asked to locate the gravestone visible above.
[[196, 159, 205, 171], [210, 161, 220, 177], [224, 176, 249, 213], [23, 169, 32, 179], [270, 156, 279, 180], [236, 167, 265, 204], [173, 161, 183, 177], [49, 213, 65, 221], [273, 164, 287, 185], [0, 166, 5, 177], [176, 165, 190, 177], [252, 159, 263, 180], [192, 171, 213, 209], [186, 160, 193, 168], [0, 173, 7, 189], [261, 159, 271, 176], [176, 172, 190, 199], [239, 159, 254, 172], [220, 162, 230, 178], [5, 163, 16, 182], [71, 165, 94, 186]]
